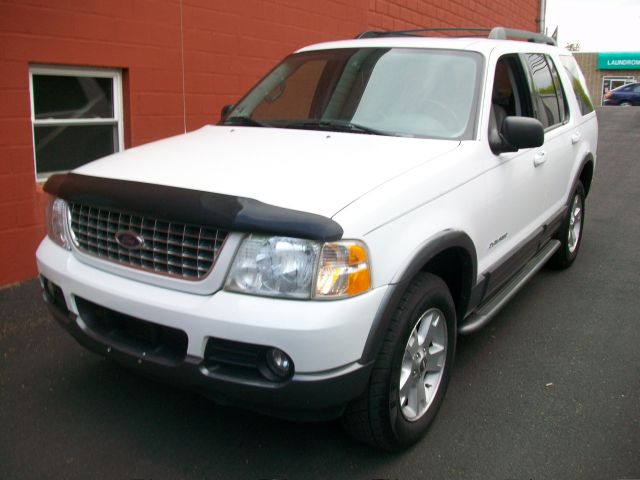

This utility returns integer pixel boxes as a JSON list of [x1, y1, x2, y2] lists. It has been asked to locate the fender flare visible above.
[[573, 153, 595, 199], [360, 230, 477, 363]]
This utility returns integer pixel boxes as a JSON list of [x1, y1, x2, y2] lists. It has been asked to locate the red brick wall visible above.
[[0, 0, 538, 286], [368, 0, 538, 32]]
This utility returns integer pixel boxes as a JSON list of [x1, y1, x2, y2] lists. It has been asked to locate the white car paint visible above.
[[37, 238, 388, 372], [75, 125, 459, 219], [37, 34, 597, 382]]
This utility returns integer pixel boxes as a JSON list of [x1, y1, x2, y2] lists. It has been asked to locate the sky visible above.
[[545, 0, 640, 52]]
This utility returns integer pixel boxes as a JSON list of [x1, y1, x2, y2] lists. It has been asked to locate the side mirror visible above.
[[220, 104, 234, 121], [491, 116, 544, 154]]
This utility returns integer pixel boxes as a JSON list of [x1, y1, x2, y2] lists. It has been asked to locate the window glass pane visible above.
[[33, 75, 114, 119], [547, 57, 567, 123], [526, 54, 560, 128], [230, 48, 482, 140], [34, 124, 117, 174], [559, 56, 594, 115], [253, 60, 328, 120]]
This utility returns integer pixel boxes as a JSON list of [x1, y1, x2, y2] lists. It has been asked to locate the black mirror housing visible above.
[[492, 116, 544, 154], [220, 104, 234, 121]]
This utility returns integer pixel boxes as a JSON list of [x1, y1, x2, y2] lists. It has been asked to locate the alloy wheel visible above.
[[568, 194, 583, 254], [399, 308, 447, 421]]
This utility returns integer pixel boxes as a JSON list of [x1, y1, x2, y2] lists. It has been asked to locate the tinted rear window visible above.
[[559, 56, 594, 116]]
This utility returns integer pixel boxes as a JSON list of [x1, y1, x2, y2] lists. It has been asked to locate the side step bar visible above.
[[459, 240, 561, 335]]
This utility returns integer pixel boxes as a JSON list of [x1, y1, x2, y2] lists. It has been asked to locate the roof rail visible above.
[[356, 28, 490, 39], [488, 27, 556, 46], [355, 26, 557, 46]]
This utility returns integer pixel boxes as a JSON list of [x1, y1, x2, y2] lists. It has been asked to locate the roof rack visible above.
[[356, 28, 490, 39], [355, 26, 556, 46], [488, 27, 556, 46]]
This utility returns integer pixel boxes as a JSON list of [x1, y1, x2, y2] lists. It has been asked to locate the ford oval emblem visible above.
[[115, 231, 145, 250]]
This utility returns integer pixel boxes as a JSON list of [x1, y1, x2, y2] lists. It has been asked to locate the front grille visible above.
[[69, 203, 227, 280]]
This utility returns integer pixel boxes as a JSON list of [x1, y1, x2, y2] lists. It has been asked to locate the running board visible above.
[[459, 240, 561, 335]]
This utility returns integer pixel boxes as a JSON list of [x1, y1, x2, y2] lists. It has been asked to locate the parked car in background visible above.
[[604, 82, 640, 106]]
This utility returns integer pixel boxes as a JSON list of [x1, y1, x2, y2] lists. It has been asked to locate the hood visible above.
[[74, 125, 460, 218]]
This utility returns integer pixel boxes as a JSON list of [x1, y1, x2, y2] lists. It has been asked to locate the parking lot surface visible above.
[[1, 108, 639, 480]]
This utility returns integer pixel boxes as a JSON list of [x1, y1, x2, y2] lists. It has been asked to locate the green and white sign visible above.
[[598, 53, 640, 70]]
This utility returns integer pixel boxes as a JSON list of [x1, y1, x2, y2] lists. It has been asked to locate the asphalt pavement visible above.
[[1, 108, 639, 480]]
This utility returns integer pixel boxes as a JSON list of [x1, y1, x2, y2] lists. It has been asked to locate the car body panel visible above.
[[37, 237, 389, 373], [73, 124, 459, 220]]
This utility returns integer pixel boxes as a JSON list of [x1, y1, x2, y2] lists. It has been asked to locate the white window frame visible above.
[[29, 65, 125, 182]]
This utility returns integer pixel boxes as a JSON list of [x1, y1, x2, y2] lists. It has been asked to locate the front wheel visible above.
[[549, 181, 586, 269], [341, 273, 456, 450]]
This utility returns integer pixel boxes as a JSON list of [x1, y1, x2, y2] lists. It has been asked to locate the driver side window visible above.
[[489, 55, 534, 138]]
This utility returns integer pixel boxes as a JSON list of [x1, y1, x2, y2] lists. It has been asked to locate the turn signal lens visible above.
[[46, 196, 72, 251], [225, 236, 372, 300], [315, 241, 371, 298]]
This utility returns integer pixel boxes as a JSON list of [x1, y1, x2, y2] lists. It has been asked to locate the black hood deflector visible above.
[[44, 173, 343, 241]]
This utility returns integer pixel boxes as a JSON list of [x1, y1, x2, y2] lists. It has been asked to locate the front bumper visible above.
[[37, 238, 386, 419]]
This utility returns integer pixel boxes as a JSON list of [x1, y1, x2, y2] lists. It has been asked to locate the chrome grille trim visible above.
[[68, 203, 228, 281]]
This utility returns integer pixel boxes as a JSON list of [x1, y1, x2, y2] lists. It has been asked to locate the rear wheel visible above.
[[341, 273, 456, 450], [549, 181, 585, 269]]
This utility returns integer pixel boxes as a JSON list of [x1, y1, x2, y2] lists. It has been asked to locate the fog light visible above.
[[46, 279, 56, 299], [40, 276, 68, 313], [40, 275, 56, 299], [265, 348, 293, 380]]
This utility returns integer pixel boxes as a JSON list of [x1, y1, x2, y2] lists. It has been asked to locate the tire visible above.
[[341, 273, 456, 451], [620, 101, 631, 107], [549, 181, 586, 269]]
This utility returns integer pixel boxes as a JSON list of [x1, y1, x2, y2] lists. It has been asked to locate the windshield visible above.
[[223, 48, 482, 139]]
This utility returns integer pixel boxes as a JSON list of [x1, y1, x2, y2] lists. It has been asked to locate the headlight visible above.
[[45, 197, 72, 250], [225, 235, 321, 299], [225, 235, 371, 300]]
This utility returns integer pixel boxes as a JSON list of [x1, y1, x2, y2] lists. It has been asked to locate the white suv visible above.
[[36, 27, 597, 450]]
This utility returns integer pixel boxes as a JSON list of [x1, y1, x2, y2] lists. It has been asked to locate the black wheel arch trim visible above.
[[576, 153, 595, 198], [44, 173, 344, 242], [360, 230, 477, 363]]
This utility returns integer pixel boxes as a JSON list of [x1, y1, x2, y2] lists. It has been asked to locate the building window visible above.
[[29, 65, 124, 181]]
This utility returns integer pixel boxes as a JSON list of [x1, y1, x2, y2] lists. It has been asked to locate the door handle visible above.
[[571, 132, 582, 144], [533, 151, 547, 167]]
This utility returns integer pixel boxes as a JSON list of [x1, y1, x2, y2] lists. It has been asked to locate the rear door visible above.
[[522, 53, 575, 218]]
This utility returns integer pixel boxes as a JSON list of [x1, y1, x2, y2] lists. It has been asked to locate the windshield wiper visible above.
[[283, 120, 386, 135], [224, 116, 272, 128]]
